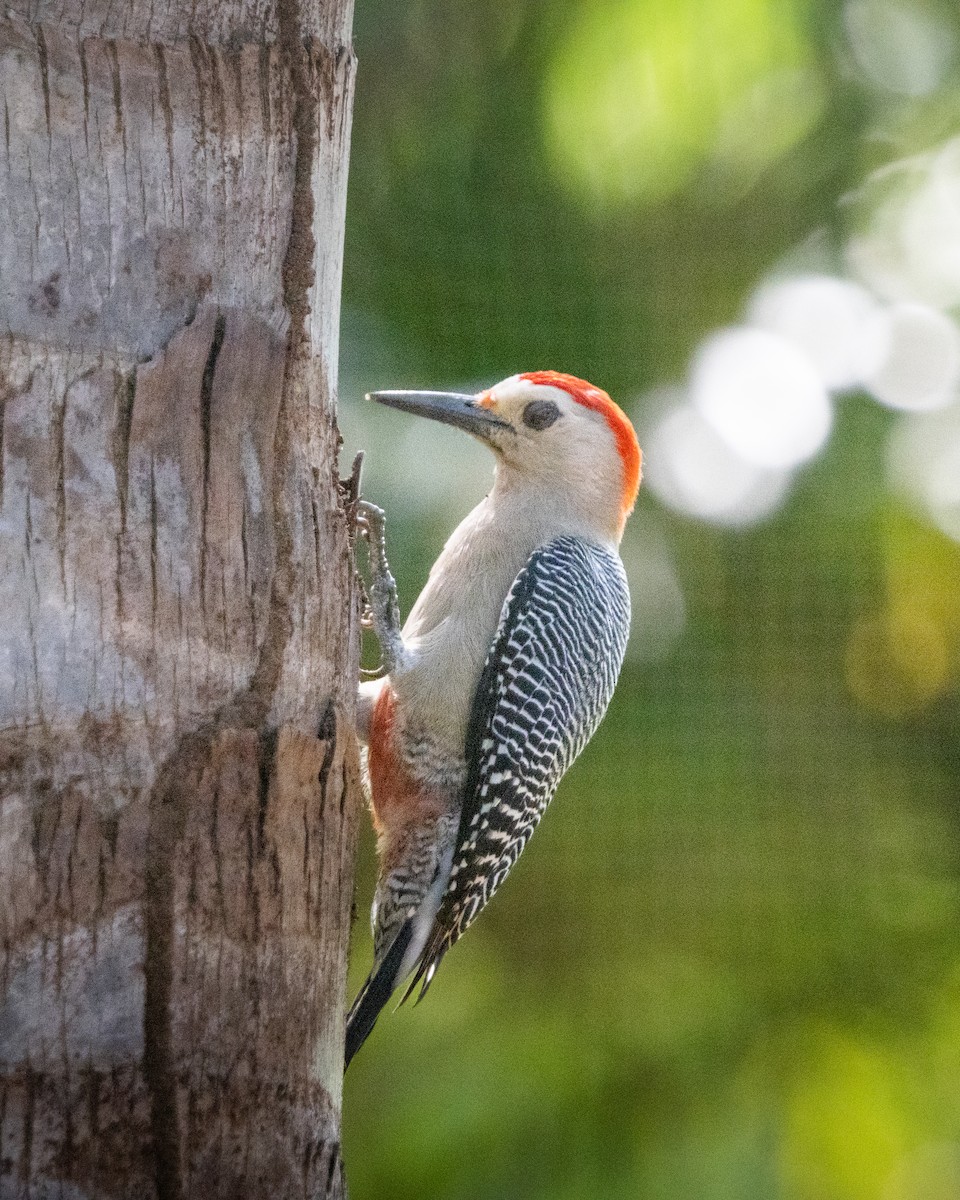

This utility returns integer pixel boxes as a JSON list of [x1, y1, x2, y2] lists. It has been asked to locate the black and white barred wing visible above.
[[407, 535, 631, 998]]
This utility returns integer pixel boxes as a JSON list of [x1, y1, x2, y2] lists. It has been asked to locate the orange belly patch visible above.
[[368, 685, 446, 836]]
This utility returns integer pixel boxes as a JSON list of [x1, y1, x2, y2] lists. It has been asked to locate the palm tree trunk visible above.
[[0, 1, 359, 1195]]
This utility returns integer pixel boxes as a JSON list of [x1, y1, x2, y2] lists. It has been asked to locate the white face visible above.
[[367, 373, 637, 542], [475, 375, 628, 540], [477, 375, 614, 469]]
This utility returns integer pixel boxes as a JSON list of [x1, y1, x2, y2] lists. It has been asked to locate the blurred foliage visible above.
[[338, 1, 960, 1197]]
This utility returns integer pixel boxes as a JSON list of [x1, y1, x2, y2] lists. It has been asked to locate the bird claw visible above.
[[354, 500, 386, 548], [354, 498, 407, 674]]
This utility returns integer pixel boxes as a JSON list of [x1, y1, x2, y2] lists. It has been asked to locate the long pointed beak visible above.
[[366, 390, 511, 442]]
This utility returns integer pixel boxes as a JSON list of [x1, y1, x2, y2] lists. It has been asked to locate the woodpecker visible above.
[[347, 371, 641, 1067]]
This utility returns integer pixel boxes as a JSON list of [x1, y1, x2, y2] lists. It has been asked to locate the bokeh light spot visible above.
[[783, 1027, 907, 1200], [544, 0, 825, 209], [888, 408, 960, 541], [644, 401, 793, 526], [691, 327, 833, 469], [846, 608, 950, 718], [748, 274, 886, 391], [620, 516, 687, 662], [844, 0, 956, 97], [848, 139, 960, 309], [866, 303, 960, 412]]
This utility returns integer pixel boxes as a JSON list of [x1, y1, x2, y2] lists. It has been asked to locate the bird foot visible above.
[[354, 500, 407, 674]]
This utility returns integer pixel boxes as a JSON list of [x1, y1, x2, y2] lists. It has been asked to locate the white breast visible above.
[[389, 478, 613, 761], [390, 496, 526, 755]]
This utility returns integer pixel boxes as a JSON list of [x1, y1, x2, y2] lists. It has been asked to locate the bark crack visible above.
[[149, 455, 159, 624], [277, 0, 318, 345], [143, 736, 205, 1200], [257, 44, 272, 136], [256, 728, 277, 853], [325, 1144, 342, 1198], [188, 38, 208, 149], [240, 503, 250, 588], [78, 38, 90, 133], [106, 40, 125, 141], [198, 311, 225, 606], [52, 390, 67, 597], [18, 1068, 37, 1183], [0, 381, 9, 510], [154, 44, 175, 183], [113, 369, 136, 533], [35, 26, 51, 136]]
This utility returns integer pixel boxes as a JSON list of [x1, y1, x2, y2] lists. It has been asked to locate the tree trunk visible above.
[[0, 0, 359, 1196]]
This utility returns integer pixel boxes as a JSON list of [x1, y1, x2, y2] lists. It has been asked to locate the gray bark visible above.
[[0, 0, 360, 1196]]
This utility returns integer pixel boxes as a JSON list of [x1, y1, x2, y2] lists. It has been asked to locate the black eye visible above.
[[522, 399, 561, 431]]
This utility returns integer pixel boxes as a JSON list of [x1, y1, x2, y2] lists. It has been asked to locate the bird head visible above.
[[368, 371, 641, 542]]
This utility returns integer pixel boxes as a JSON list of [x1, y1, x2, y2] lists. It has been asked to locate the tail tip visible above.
[[343, 921, 415, 1070]]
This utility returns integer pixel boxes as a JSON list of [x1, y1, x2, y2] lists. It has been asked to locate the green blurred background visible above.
[[338, 1, 960, 1196]]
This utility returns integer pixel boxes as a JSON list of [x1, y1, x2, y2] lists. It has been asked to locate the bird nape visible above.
[[347, 372, 641, 1067]]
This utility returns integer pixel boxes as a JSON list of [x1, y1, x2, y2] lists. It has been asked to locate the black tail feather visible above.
[[398, 930, 448, 1007], [344, 921, 413, 1070]]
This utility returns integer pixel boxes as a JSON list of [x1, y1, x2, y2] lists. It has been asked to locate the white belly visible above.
[[391, 496, 540, 757]]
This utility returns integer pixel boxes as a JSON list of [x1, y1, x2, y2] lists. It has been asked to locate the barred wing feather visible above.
[[405, 535, 631, 1000]]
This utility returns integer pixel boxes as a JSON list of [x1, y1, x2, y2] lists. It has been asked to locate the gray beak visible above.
[[366, 390, 511, 442]]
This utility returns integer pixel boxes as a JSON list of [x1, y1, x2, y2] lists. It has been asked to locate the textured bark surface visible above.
[[0, 0, 359, 1196]]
